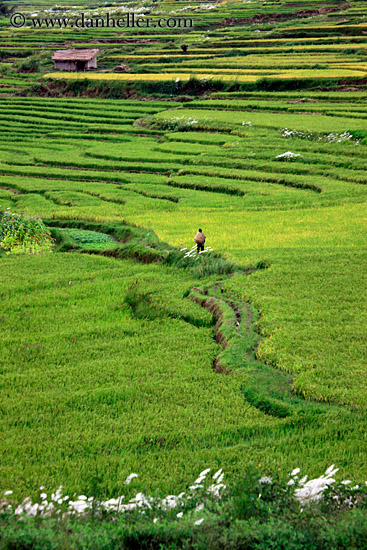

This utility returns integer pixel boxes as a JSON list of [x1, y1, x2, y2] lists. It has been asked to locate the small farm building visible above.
[[52, 49, 99, 71]]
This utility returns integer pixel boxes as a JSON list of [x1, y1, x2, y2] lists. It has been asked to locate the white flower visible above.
[[207, 483, 226, 497], [103, 496, 124, 511], [294, 465, 340, 503], [124, 473, 138, 485], [69, 500, 89, 513], [276, 151, 302, 160], [259, 476, 272, 484], [161, 495, 178, 510], [55, 486, 63, 500], [194, 475, 206, 484], [128, 492, 152, 509], [325, 465, 338, 476], [2, 465, 351, 517], [4, 490, 13, 496]]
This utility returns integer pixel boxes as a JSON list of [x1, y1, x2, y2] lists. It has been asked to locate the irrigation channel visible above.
[[49, 219, 365, 427]]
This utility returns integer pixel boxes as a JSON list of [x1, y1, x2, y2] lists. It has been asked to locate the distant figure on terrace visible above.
[[194, 228, 206, 253]]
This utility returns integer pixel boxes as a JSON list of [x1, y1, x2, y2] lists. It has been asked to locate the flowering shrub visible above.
[[288, 465, 340, 502], [2, 465, 367, 549], [281, 128, 361, 144], [158, 115, 201, 131], [275, 151, 303, 161], [1, 468, 225, 519], [281, 128, 316, 140], [2, 464, 363, 520], [323, 131, 361, 144], [0, 209, 54, 255]]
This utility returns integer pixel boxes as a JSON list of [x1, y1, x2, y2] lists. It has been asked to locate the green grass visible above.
[[226, 248, 367, 409], [2, 251, 367, 501], [0, 0, 367, 524], [153, 108, 367, 133]]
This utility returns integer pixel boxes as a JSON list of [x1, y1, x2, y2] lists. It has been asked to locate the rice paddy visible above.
[[0, 0, 367, 507]]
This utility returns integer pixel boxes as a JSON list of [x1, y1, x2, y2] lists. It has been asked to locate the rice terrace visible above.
[[0, 0, 367, 547]]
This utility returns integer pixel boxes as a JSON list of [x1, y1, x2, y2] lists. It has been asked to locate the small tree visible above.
[[0, 2, 14, 16], [17, 57, 40, 73]]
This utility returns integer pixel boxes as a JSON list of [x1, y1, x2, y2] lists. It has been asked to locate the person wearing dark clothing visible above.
[[194, 228, 206, 253]]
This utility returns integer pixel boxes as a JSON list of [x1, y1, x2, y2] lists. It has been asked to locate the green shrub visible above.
[[17, 58, 40, 74], [0, 210, 53, 255], [225, 466, 298, 521], [2, 469, 367, 549]]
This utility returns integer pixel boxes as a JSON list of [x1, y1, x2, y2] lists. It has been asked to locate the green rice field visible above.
[[1, 0, 367, 506]]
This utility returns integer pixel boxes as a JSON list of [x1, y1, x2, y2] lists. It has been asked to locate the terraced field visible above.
[[1, 0, 367, 94], [1, 0, 367, 505]]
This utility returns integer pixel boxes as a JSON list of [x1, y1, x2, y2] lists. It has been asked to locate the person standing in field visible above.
[[194, 228, 206, 253]]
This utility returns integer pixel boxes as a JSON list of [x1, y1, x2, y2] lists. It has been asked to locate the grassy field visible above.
[[0, 0, 367, 508]]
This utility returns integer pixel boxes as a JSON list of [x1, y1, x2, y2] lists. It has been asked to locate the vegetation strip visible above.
[[48, 218, 364, 425]]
